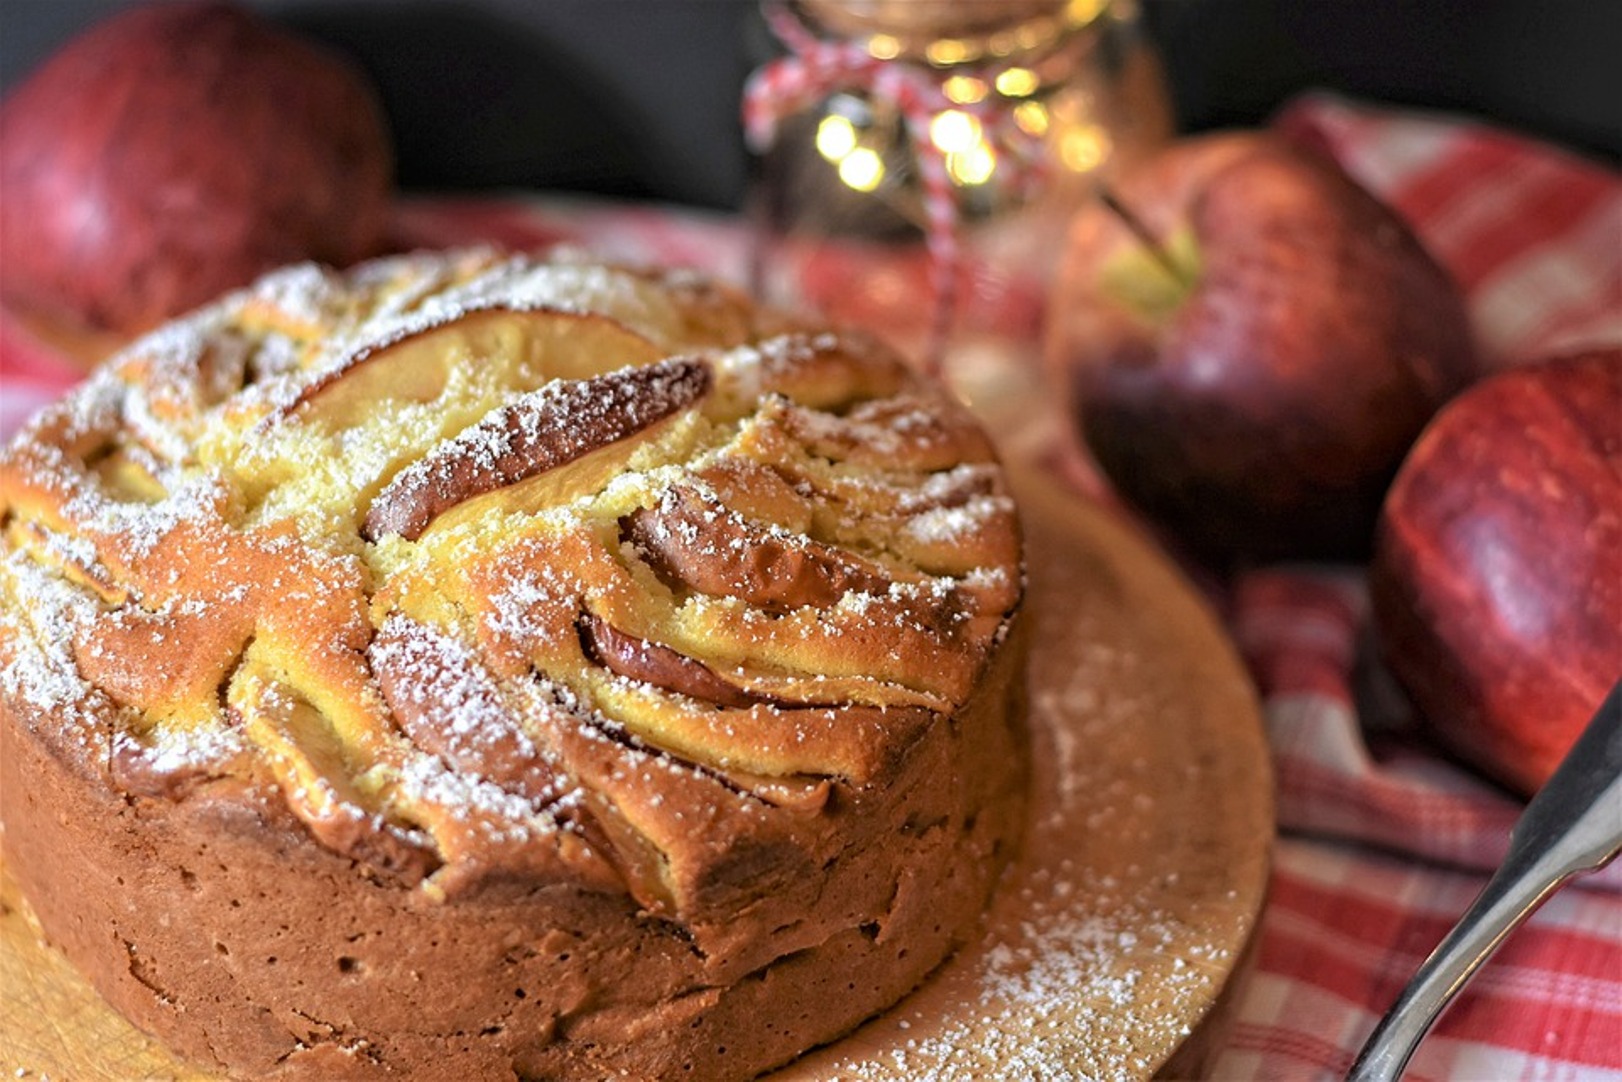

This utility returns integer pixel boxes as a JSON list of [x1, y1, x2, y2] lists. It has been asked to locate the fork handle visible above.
[[1346, 680, 1622, 1082]]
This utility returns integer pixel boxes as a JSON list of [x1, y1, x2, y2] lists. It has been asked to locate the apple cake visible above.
[[0, 249, 1027, 1080]]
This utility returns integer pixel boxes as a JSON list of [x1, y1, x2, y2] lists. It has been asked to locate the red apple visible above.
[[1370, 347, 1622, 795], [0, 1, 393, 337], [1046, 131, 1478, 565]]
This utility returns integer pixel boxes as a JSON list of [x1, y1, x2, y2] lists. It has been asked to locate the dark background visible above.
[[2, 0, 1618, 210]]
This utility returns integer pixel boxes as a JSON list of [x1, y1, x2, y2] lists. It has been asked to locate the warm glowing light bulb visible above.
[[1013, 100, 1050, 135], [944, 75, 987, 104], [948, 143, 997, 186], [868, 34, 900, 60], [926, 38, 971, 65], [930, 109, 982, 154], [1059, 124, 1111, 172], [838, 147, 885, 192], [1065, 0, 1107, 26], [815, 115, 858, 162], [994, 67, 1039, 98]]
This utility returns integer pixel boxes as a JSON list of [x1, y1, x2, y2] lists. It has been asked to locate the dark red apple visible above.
[[1046, 131, 1478, 565], [1370, 347, 1622, 795], [0, 1, 393, 337]]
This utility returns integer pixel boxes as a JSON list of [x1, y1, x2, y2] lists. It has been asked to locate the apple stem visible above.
[[1095, 182, 1190, 287]]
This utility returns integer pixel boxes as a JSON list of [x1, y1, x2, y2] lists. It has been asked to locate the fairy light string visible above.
[[743, 3, 1055, 374]]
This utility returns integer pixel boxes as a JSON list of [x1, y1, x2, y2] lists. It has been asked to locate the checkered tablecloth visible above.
[[1212, 94, 1621, 1082], [2, 92, 1618, 1080]]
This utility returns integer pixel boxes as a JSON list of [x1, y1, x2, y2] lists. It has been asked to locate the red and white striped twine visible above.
[[742, 4, 977, 374]]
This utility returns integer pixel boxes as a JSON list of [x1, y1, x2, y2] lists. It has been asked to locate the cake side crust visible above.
[[0, 603, 1026, 1081]]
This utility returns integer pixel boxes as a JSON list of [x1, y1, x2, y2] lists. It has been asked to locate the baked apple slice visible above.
[[5, 518, 128, 605], [371, 614, 561, 804], [230, 651, 440, 884], [91, 445, 169, 504], [365, 357, 709, 541], [711, 330, 910, 415], [577, 613, 931, 783], [270, 304, 664, 433], [622, 485, 889, 613], [783, 394, 997, 472], [578, 612, 760, 709]]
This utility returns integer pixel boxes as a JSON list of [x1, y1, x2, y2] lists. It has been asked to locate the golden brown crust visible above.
[[0, 248, 1026, 1080]]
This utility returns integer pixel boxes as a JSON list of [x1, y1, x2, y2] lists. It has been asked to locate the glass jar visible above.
[[748, 0, 1173, 438]]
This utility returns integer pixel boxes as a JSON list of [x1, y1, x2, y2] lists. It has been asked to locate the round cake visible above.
[[0, 249, 1027, 1080]]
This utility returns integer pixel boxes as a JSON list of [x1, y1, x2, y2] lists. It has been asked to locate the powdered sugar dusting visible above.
[[903, 494, 1016, 546], [0, 549, 103, 724], [128, 721, 247, 777], [246, 261, 350, 329], [394, 750, 554, 839], [370, 615, 519, 757]]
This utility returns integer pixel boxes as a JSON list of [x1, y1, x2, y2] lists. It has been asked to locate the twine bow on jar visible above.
[[742, 1, 1167, 376], [742, 3, 1065, 374]]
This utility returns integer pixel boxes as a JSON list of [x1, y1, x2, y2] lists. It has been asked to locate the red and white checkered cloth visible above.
[[1217, 93, 1622, 1081], [2, 91, 1619, 1080]]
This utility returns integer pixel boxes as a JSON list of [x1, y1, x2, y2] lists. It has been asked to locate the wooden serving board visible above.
[[0, 469, 1272, 1081]]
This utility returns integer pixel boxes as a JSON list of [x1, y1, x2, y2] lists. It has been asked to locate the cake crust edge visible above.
[[0, 601, 1027, 1081]]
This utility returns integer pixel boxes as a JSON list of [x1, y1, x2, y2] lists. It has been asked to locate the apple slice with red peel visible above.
[[579, 612, 760, 709], [580, 609, 902, 717], [576, 613, 929, 785], [365, 358, 710, 542], [371, 614, 562, 804], [712, 331, 911, 415], [271, 304, 664, 433], [578, 646, 933, 784], [800, 395, 998, 471], [622, 485, 890, 613], [231, 651, 440, 884]]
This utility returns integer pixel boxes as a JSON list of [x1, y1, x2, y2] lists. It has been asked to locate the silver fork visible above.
[[1347, 679, 1622, 1082]]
